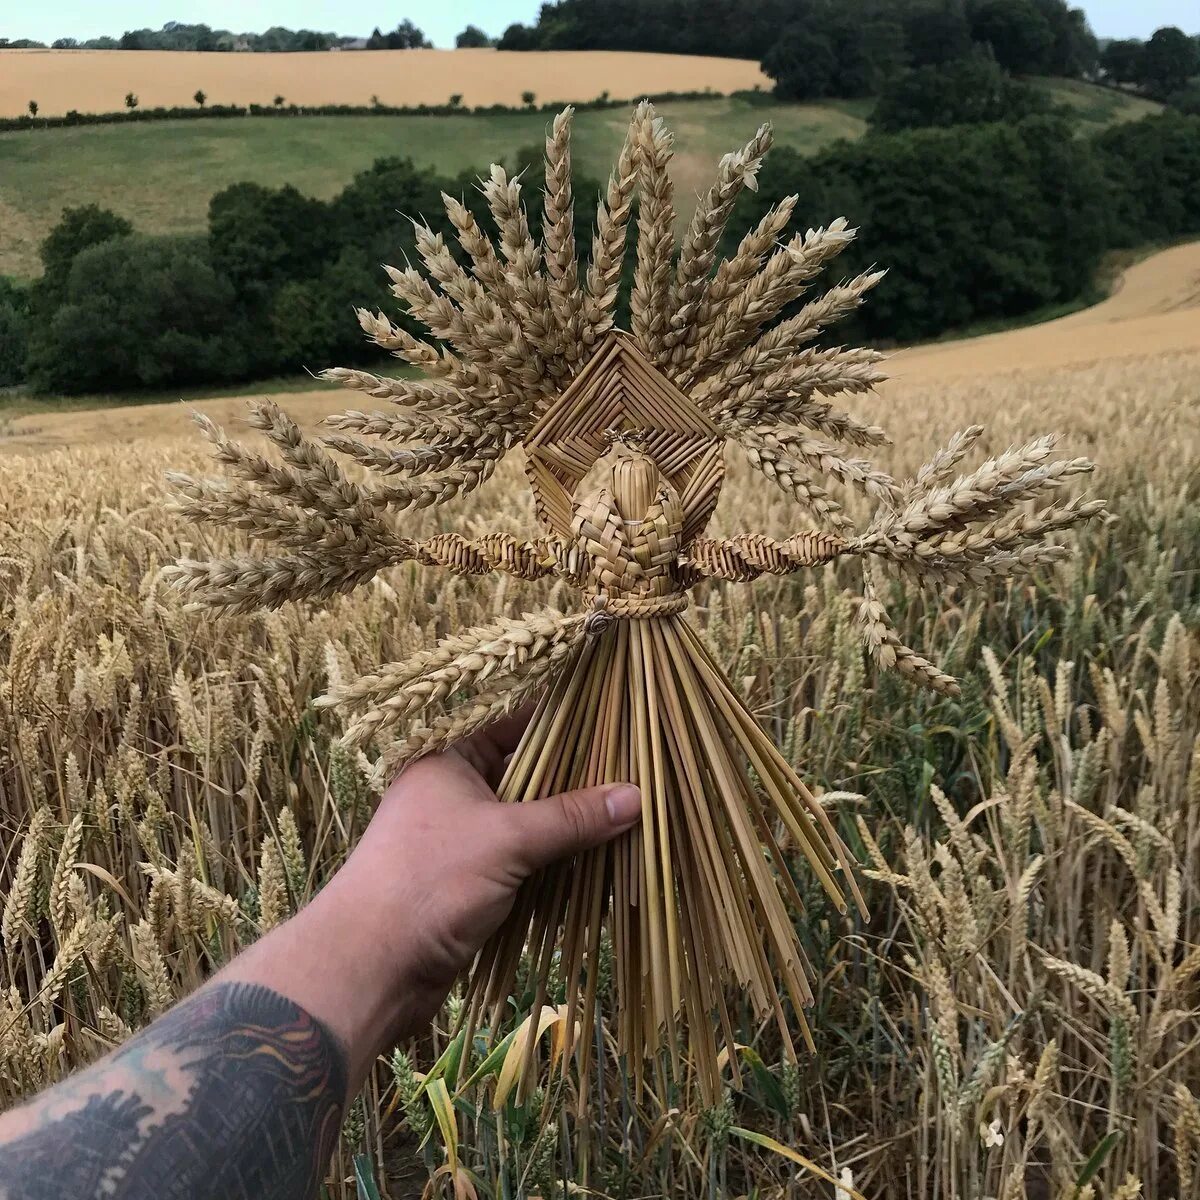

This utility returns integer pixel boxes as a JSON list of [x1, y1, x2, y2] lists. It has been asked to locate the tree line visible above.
[[2, 89, 716, 134], [0, 148, 599, 394], [1, 109, 1197, 395], [1, 19, 492, 52], [500, 0, 1097, 85], [1100, 28, 1200, 108]]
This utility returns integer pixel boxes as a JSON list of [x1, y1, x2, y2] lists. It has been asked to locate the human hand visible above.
[[221, 714, 639, 1092], [326, 714, 641, 1042]]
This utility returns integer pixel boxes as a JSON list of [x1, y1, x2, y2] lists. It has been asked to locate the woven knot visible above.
[[582, 591, 689, 636]]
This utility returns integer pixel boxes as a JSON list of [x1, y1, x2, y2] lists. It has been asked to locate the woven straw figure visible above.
[[168, 104, 1104, 1101]]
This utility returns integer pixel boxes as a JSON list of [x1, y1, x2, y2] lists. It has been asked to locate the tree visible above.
[[125, 92, 139, 110], [1097, 112, 1200, 242], [274, 94, 285, 107], [870, 55, 1051, 132], [902, 2, 974, 67], [737, 114, 1109, 342], [449, 94, 464, 108], [497, 23, 541, 51], [27, 100, 37, 117], [367, 27, 385, 49], [455, 25, 492, 48], [35, 205, 134, 299], [208, 182, 337, 311], [1101, 39, 1145, 84], [51, 38, 78, 49], [1137, 27, 1200, 98], [969, 0, 1055, 73], [522, 90, 537, 107], [25, 235, 245, 393], [763, 1, 907, 101], [193, 90, 207, 107], [823, 2, 909, 96], [1035, 0, 1096, 76], [0, 279, 29, 387], [384, 20, 431, 49], [762, 26, 838, 100], [119, 29, 149, 49]]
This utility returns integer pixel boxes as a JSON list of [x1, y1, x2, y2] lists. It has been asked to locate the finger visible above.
[[500, 783, 641, 874], [458, 704, 536, 785]]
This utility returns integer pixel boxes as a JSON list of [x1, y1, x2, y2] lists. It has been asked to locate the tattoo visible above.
[[0, 983, 346, 1200]]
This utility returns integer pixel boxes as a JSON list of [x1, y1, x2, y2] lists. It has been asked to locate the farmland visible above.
[[0, 47, 772, 118], [1, 232, 1198, 1192], [0, 72, 1157, 279], [0, 95, 865, 279]]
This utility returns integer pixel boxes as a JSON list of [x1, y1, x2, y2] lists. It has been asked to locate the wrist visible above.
[[224, 875, 424, 1092], [301, 872, 425, 1049]]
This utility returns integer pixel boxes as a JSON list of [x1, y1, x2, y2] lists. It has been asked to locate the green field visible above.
[[0, 84, 1159, 279], [0, 98, 863, 278]]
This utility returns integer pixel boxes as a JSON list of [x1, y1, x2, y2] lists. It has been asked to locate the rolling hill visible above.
[[0, 69, 1158, 281], [3, 240, 1196, 454], [0, 94, 865, 278]]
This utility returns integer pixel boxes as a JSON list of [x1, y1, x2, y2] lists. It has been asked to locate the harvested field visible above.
[[0, 47, 771, 118]]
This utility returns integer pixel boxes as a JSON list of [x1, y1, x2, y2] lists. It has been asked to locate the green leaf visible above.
[[427, 1077, 459, 1176], [414, 1029, 467, 1099], [354, 1154, 382, 1200], [1075, 1130, 1121, 1195], [737, 1047, 790, 1120], [456, 1027, 517, 1094]]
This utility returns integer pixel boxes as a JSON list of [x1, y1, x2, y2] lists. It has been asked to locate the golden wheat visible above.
[[0, 344, 1195, 1196]]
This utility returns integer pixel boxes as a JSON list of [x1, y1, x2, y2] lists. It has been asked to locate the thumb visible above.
[[502, 783, 642, 874]]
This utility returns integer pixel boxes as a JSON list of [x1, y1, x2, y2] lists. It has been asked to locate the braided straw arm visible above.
[[682, 531, 850, 583], [413, 533, 586, 584]]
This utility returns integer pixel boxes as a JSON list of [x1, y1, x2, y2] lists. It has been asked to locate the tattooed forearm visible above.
[[0, 982, 346, 1200]]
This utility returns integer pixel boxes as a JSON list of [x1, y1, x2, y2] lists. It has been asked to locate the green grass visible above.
[[1032, 77, 1163, 125], [0, 97, 864, 279]]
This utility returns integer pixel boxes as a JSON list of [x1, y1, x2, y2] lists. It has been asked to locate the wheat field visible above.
[[1, 316, 1197, 1196], [0, 48, 772, 118]]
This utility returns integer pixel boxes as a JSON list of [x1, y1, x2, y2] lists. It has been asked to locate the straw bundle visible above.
[[167, 103, 1104, 1101]]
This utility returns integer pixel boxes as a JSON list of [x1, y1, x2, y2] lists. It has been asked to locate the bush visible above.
[[1167, 82, 1200, 116], [869, 56, 1052, 132], [737, 115, 1110, 342], [1094, 112, 1200, 245], [0, 89, 727, 132], [26, 235, 245, 393], [455, 25, 492, 49], [0, 279, 30, 387]]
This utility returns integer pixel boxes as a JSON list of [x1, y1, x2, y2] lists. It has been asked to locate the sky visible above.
[[3, 0, 1196, 46]]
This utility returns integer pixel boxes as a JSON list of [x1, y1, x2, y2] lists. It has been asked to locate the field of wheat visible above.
[[0, 48, 772, 118], [1, 332, 1196, 1197]]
